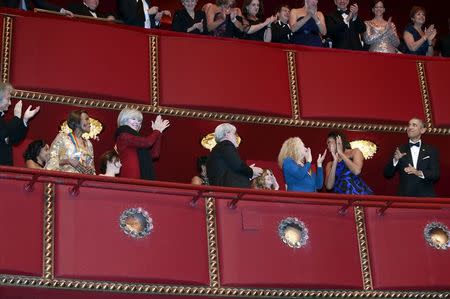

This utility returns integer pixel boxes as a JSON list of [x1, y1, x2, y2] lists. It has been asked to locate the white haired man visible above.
[[0, 82, 40, 166], [206, 123, 262, 188]]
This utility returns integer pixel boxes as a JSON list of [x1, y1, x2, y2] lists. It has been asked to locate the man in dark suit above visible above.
[[207, 123, 262, 188], [0, 82, 40, 166], [118, 0, 171, 29], [68, 0, 115, 20], [325, 0, 366, 50], [384, 118, 440, 197], [2, 0, 74, 16]]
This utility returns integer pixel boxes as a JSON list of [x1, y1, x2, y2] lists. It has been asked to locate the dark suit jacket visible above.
[[171, 9, 207, 35], [118, 0, 158, 28], [384, 143, 440, 197], [325, 10, 366, 50], [206, 140, 253, 188], [0, 115, 27, 166], [2, 0, 61, 12], [271, 20, 293, 44], [67, 3, 109, 18]]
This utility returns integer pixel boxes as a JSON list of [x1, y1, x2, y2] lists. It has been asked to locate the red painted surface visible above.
[[0, 179, 43, 276], [53, 185, 210, 284], [216, 200, 363, 289], [425, 60, 450, 127], [365, 207, 450, 290]]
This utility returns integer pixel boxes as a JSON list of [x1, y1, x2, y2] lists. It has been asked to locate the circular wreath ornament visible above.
[[424, 222, 450, 250], [120, 208, 153, 239], [278, 217, 309, 249]]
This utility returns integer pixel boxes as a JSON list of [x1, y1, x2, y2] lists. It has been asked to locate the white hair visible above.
[[214, 123, 236, 143], [117, 108, 143, 127], [0, 82, 12, 100]]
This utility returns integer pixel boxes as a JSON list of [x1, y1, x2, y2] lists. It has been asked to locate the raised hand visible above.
[[23, 105, 40, 122], [250, 164, 263, 178], [13, 100, 23, 118], [148, 6, 159, 15], [305, 147, 312, 163], [329, 143, 338, 161], [265, 15, 276, 25], [336, 136, 344, 156], [385, 17, 392, 31], [393, 147, 406, 162], [317, 149, 327, 167], [349, 3, 358, 15], [151, 115, 170, 133]]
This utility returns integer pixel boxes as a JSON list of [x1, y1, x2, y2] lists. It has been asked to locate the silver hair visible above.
[[0, 82, 12, 100], [214, 123, 236, 143], [117, 108, 143, 127]]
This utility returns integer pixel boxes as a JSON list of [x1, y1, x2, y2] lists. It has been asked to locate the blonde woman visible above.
[[278, 137, 326, 192]]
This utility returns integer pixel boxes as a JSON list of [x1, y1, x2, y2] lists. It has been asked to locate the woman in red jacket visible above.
[[115, 108, 170, 180]]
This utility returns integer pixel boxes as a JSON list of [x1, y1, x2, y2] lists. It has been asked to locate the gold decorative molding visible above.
[[416, 62, 433, 129], [205, 197, 220, 287], [354, 206, 373, 290], [149, 35, 159, 107], [1, 16, 12, 83], [287, 51, 299, 120], [0, 274, 449, 298], [43, 183, 55, 280]]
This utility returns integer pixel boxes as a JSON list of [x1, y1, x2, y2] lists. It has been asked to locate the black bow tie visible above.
[[338, 9, 349, 15], [409, 142, 421, 148]]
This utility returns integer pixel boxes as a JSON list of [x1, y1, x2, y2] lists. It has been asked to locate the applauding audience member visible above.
[[363, 0, 399, 53], [115, 109, 170, 180], [172, 0, 207, 34], [278, 137, 326, 192], [384, 118, 439, 197], [191, 156, 209, 185], [0, 83, 40, 166], [251, 169, 279, 190], [68, 0, 115, 20], [119, 0, 170, 28], [325, 131, 373, 195], [403, 6, 436, 56], [242, 0, 276, 42], [290, 0, 326, 47], [271, 4, 293, 43], [206, 123, 262, 188], [326, 0, 366, 50], [206, 0, 244, 37], [23, 140, 50, 169], [46, 110, 95, 175], [99, 150, 122, 177]]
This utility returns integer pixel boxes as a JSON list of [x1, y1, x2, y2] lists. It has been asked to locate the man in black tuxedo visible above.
[[384, 118, 440, 197], [0, 83, 40, 166], [118, 0, 170, 28], [325, 0, 366, 50], [68, 0, 115, 19], [207, 123, 262, 188], [271, 4, 293, 44], [2, 0, 74, 16]]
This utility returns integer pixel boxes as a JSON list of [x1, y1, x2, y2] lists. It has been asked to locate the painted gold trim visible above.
[[205, 197, 220, 288], [416, 62, 433, 129], [287, 51, 299, 120], [354, 206, 373, 290], [149, 35, 159, 107], [1, 16, 12, 83], [0, 275, 449, 298], [43, 183, 55, 280]]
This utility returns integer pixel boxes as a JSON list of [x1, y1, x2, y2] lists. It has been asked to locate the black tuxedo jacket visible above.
[[2, 0, 61, 12], [118, 0, 158, 28], [206, 140, 253, 188], [325, 10, 366, 50], [171, 9, 207, 35], [384, 143, 440, 197], [0, 115, 27, 166], [271, 21, 293, 44], [67, 3, 109, 18]]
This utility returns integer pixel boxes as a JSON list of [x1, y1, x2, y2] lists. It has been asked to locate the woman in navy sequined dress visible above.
[[325, 131, 373, 195], [289, 0, 326, 47]]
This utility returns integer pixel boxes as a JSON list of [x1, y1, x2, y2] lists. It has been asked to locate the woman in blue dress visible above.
[[403, 6, 436, 56], [325, 132, 373, 195], [278, 137, 327, 192], [289, 0, 326, 47]]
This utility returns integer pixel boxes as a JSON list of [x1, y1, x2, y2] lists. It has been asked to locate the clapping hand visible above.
[[385, 17, 392, 31], [249, 164, 263, 179], [348, 3, 358, 20], [404, 163, 420, 176], [336, 136, 344, 156], [151, 115, 170, 133], [305, 147, 312, 163], [265, 15, 276, 26], [317, 149, 327, 167], [13, 100, 23, 118], [196, 20, 204, 32], [393, 147, 406, 162], [148, 6, 159, 15], [23, 105, 40, 122], [329, 142, 338, 161]]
